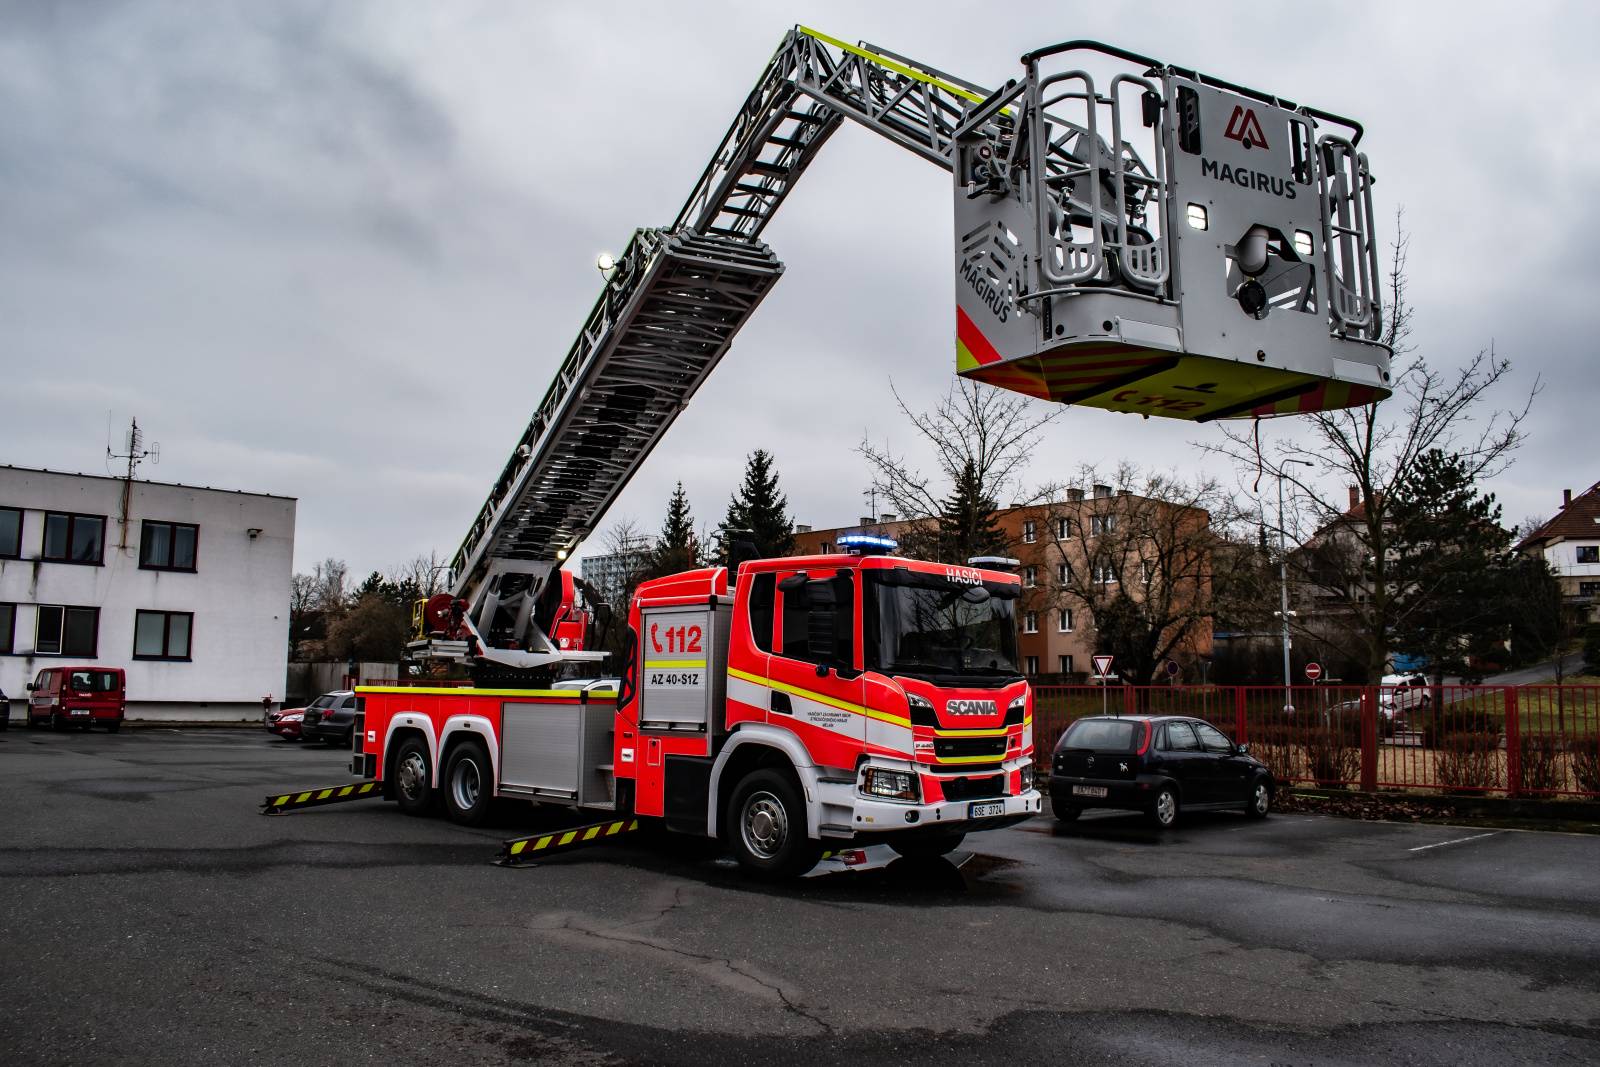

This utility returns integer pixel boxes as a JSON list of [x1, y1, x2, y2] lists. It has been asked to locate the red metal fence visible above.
[[1031, 684, 1600, 799]]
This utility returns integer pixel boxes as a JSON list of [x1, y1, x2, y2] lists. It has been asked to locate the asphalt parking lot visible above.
[[2, 727, 1597, 1066]]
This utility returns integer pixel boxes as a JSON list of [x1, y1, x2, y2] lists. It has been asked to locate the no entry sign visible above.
[[1305, 662, 1322, 681]]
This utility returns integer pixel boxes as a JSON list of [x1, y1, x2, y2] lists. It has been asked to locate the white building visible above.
[[0, 466, 295, 718], [1516, 481, 1600, 623]]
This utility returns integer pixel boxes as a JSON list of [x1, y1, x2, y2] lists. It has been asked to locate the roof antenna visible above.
[[108, 417, 159, 552]]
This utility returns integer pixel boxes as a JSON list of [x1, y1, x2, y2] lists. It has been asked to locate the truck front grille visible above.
[[939, 774, 1005, 801], [934, 737, 1007, 759]]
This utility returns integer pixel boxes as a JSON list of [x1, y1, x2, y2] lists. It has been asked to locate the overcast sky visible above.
[[2, 0, 1595, 579]]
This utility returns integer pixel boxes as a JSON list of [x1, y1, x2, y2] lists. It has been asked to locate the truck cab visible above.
[[621, 551, 1039, 876], [27, 667, 126, 732]]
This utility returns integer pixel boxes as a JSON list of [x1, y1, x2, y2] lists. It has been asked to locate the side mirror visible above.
[[25, 683, 35, 692], [1236, 743, 1249, 756]]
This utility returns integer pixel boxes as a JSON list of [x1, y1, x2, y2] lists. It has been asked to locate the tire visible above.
[[393, 737, 438, 817], [1054, 806, 1082, 823], [26, 713, 40, 730], [51, 713, 68, 732], [107, 720, 121, 734], [725, 769, 822, 879], [1245, 779, 1271, 819], [888, 833, 966, 859], [1146, 785, 1179, 829], [443, 738, 493, 826]]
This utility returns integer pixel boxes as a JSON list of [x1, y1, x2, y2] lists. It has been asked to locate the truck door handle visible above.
[[771, 691, 792, 714]]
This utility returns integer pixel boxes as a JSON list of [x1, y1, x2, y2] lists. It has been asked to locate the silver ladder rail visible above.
[[451, 27, 1004, 593]]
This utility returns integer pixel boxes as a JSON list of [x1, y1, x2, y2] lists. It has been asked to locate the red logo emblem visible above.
[[1224, 105, 1269, 149]]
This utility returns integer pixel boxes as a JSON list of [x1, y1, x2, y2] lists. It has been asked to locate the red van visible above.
[[27, 667, 126, 732]]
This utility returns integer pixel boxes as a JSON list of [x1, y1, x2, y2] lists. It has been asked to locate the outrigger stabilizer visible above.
[[261, 781, 383, 815]]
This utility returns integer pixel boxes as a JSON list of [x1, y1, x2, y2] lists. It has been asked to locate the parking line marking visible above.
[[1409, 831, 1500, 852]]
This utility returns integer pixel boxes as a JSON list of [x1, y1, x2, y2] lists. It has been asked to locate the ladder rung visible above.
[[746, 161, 791, 177]]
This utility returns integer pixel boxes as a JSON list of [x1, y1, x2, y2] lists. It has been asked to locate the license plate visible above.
[[70, 709, 89, 716], [1072, 785, 1108, 797], [968, 801, 1004, 818]]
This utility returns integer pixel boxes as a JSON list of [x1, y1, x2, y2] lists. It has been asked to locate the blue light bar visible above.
[[836, 533, 898, 555]]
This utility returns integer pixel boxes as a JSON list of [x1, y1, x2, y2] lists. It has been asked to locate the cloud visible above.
[[0, 0, 1594, 580]]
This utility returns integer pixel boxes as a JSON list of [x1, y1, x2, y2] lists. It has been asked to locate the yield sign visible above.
[[1092, 655, 1114, 678], [1305, 662, 1322, 681]]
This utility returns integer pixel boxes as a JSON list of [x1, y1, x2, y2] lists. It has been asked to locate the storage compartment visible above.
[[499, 699, 616, 808]]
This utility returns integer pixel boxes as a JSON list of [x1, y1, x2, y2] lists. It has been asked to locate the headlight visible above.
[[1017, 763, 1033, 795], [1008, 694, 1027, 715], [862, 767, 920, 802], [906, 693, 933, 711]]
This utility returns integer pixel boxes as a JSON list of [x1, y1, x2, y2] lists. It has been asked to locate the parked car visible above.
[[1048, 715, 1274, 829], [26, 667, 126, 732], [265, 705, 306, 740], [301, 691, 359, 746], [1381, 675, 1432, 716]]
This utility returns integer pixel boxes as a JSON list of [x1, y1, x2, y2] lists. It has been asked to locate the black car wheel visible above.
[[1246, 779, 1271, 818], [393, 737, 438, 816], [1146, 785, 1179, 829], [443, 738, 493, 826], [1054, 805, 1081, 823], [888, 833, 965, 859], [107, 720, 121, 734], [726, 769, 821, 879]]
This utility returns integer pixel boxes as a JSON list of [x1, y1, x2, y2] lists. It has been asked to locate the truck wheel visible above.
[[726, 769, 822, 879], [888, 834, 965, 859], [443, 739, 493, 826], [393, 737, 438, 817]]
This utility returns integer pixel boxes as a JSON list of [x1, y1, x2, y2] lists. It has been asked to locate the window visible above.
[[1091, 514, 1116, 536], [1023, 565, 1037, 588], [780, 571, 854, 668], [68, 669, 120, 693], [140, 521, 198, 571], [134, 610, 192, 659], [1058, 609, 1073, 632], [42, 513, 104, 564], [1162, 722, 1201, 751], [0, 603, 13, 653], [1578, 546, 1599, 564], [1022, 520, 1037, 544], [1580, 582, 1600, 598], [34, 605, 99, 656], [1056, 518, 1072, 540], [1140, 562, 1149, 583], [0, 508, 20, 558], [1091, 562, 1117, 584], [1025, 656, 1039, 675], [1023, 611, 1038, 633], [747, 573, 775, 653], [820, 542, 832, 555], [1059, 654, 1074, 675], [1058, 563, 1071, 584], [1195, 722, 1234, 754]]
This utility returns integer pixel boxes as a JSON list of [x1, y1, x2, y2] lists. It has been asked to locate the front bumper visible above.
[[845, 789, 1040, 839], [1047, 774, 1156, 811]]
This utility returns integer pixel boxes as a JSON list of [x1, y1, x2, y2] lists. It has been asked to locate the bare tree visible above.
[[1037, 464, 1268, 686], [387, 551, 448, 599], [858, 378, 1058, 561], [1204, 214, 1537, 683]]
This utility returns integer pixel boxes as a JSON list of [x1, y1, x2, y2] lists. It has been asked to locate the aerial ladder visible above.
[[410, 27, 1386, 683]]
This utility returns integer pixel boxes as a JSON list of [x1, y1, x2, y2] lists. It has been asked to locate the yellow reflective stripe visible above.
[[532, 836, 551, 850], [799, 26, 989, 106], [937, 754, 1006, 764], [931, 727, 1009, 738], [726, 667, 913, 728], [295, 792, 311, 803], [510, 840, 526, 854], [353, 686, 616, 700], [559, 831, 578, 846], [644, 660, 706, 669]]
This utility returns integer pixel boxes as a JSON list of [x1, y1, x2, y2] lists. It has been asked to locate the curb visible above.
[[1285, 786, 1600, 824]]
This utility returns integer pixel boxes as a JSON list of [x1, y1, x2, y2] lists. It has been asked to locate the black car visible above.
[[301, 691, 359, 746], [1048, 715, 1273, 828]]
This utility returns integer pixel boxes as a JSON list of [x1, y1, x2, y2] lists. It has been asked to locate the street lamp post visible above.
[[1268, 460, 1314, 712]]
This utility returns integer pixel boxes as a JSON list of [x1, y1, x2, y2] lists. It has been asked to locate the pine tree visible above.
[[649, 481, 699, 577], [936, 458, 1007, 564], [717, 449, 795, 560]]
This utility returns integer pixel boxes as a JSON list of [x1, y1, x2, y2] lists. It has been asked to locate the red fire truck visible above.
[[356, 543, 1039, 877]]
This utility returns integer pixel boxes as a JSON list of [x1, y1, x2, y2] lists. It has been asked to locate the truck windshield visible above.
[[68, 670, 119, 693], [863, 570, 1022, 685]]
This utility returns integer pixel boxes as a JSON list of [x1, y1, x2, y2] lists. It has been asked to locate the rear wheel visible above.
[[888, 834, 966, 859], [443, 738, 493, 826], [106, 720, 122, 734], [1245, 779, 1271, 819], [393, 737, 438, 816], [1054, 805, 1082, 823], [726, 769, 821, 879], [1146, 785, 1179, 829]]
